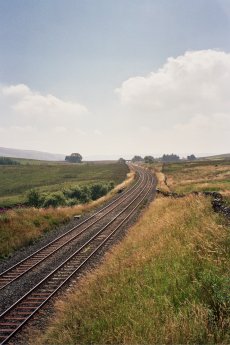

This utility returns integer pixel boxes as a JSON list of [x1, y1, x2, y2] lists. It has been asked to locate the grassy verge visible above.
[[0, 171, 134, 259], [31, 195, 230, 344], [151, 162, 170, 192]]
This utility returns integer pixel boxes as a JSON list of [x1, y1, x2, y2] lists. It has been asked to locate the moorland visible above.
[[31, 158, 230, 345]]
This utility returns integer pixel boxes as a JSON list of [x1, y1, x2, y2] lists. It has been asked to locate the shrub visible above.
[[65, 199, 79, 207], [28, 181, 115, 210], [108, 181, 115, 190], [26, 189, 43, 207], [79, 186, 91, 203], [90, 183, 108, 200], [43, 192, 67, 208], [65, 186, 83, 200]]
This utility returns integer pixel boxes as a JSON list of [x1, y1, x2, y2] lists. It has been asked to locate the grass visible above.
[[161, 160, 230, 195], [0, 170, 134, 259], [0, 162, 129, 207], [30, 195, 230, 344]]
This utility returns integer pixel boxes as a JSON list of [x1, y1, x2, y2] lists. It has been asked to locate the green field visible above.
[[0, 161, 129, 207]]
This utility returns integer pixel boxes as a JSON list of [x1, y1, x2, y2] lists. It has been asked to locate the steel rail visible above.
[[0, 165, 144, 290], [0, 169, 155, 344]]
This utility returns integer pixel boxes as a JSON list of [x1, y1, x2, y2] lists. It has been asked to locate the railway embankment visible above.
[[29, 194, 229, 345]]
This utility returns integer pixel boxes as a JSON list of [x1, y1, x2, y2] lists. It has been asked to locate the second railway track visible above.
[[0, 165, 144, 290], [0, 165, 156, 344]]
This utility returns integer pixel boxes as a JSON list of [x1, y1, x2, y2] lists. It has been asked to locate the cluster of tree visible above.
[[131, 155, 143, 162], [126, 154, 197, 164], [0, 157, 20, 165], [187, 154, 196, 161], [26, 181, 115, 208], [131, 155, 155, 163], [65, 153, 82, 163], [162, 154, 196, 162], [144, 156, 155, 164], [162, 154, 180, 162]]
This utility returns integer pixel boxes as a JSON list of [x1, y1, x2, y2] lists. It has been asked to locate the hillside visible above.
[[202, 153, 230, 160], [0, 147, 65, 161], [0, 162, 129, 208]]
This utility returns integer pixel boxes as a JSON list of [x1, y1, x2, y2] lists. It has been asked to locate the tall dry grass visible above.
[[164, 162, 230, 194], [149, 163, 170, 192], [0, 171, 135, 258], [31, 195, 230, 344]]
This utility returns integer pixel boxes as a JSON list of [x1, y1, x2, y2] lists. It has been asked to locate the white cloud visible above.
[[2, 84, 30, 97], [174, 113, 230, 132], [0, 83, 91, 154], [116, 50, 230, 116], [1, 83, 87, 117], [116, 50, 230, 153]]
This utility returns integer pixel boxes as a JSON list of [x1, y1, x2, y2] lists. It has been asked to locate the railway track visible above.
[[0, 166, 144, 290], [0, 165, 156, 344]]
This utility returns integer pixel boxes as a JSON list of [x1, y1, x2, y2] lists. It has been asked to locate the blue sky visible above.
[[0, 0, 230, 157]]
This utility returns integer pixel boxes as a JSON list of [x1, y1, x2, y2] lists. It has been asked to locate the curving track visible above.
[[0, 164, 156, 344], [0, 166, 143, 290]]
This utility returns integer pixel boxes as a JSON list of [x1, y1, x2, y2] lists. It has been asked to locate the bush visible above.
[[108, 181, 115, 191], [27, 189, 43, 207], [65, 199, 79, 207], [43, 192, 67, 208], [90, 183, 108, 200], [64, 186, 82, 199], [27, 181, 115, 209]]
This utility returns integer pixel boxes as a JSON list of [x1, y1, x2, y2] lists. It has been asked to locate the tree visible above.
[[162, 154, 180, 162], [0, 157, 20, 165], [187, 154, 196, 161], [131, 155, 144, 163], [65, 153, 82, 163], [144, 156, 154, 164]]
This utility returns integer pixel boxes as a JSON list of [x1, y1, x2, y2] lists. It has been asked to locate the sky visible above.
[[0, 0, 230, 158]]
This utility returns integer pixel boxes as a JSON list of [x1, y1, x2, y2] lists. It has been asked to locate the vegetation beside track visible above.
[[0, 164, 133, 259], [31, 195, 230, 345], [0, 161, 129, 207], [161, 159, 230, 195]]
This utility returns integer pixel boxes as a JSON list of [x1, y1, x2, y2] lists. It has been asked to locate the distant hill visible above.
[[0, 147, 65, 161], [202, 153, 230, 160]]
